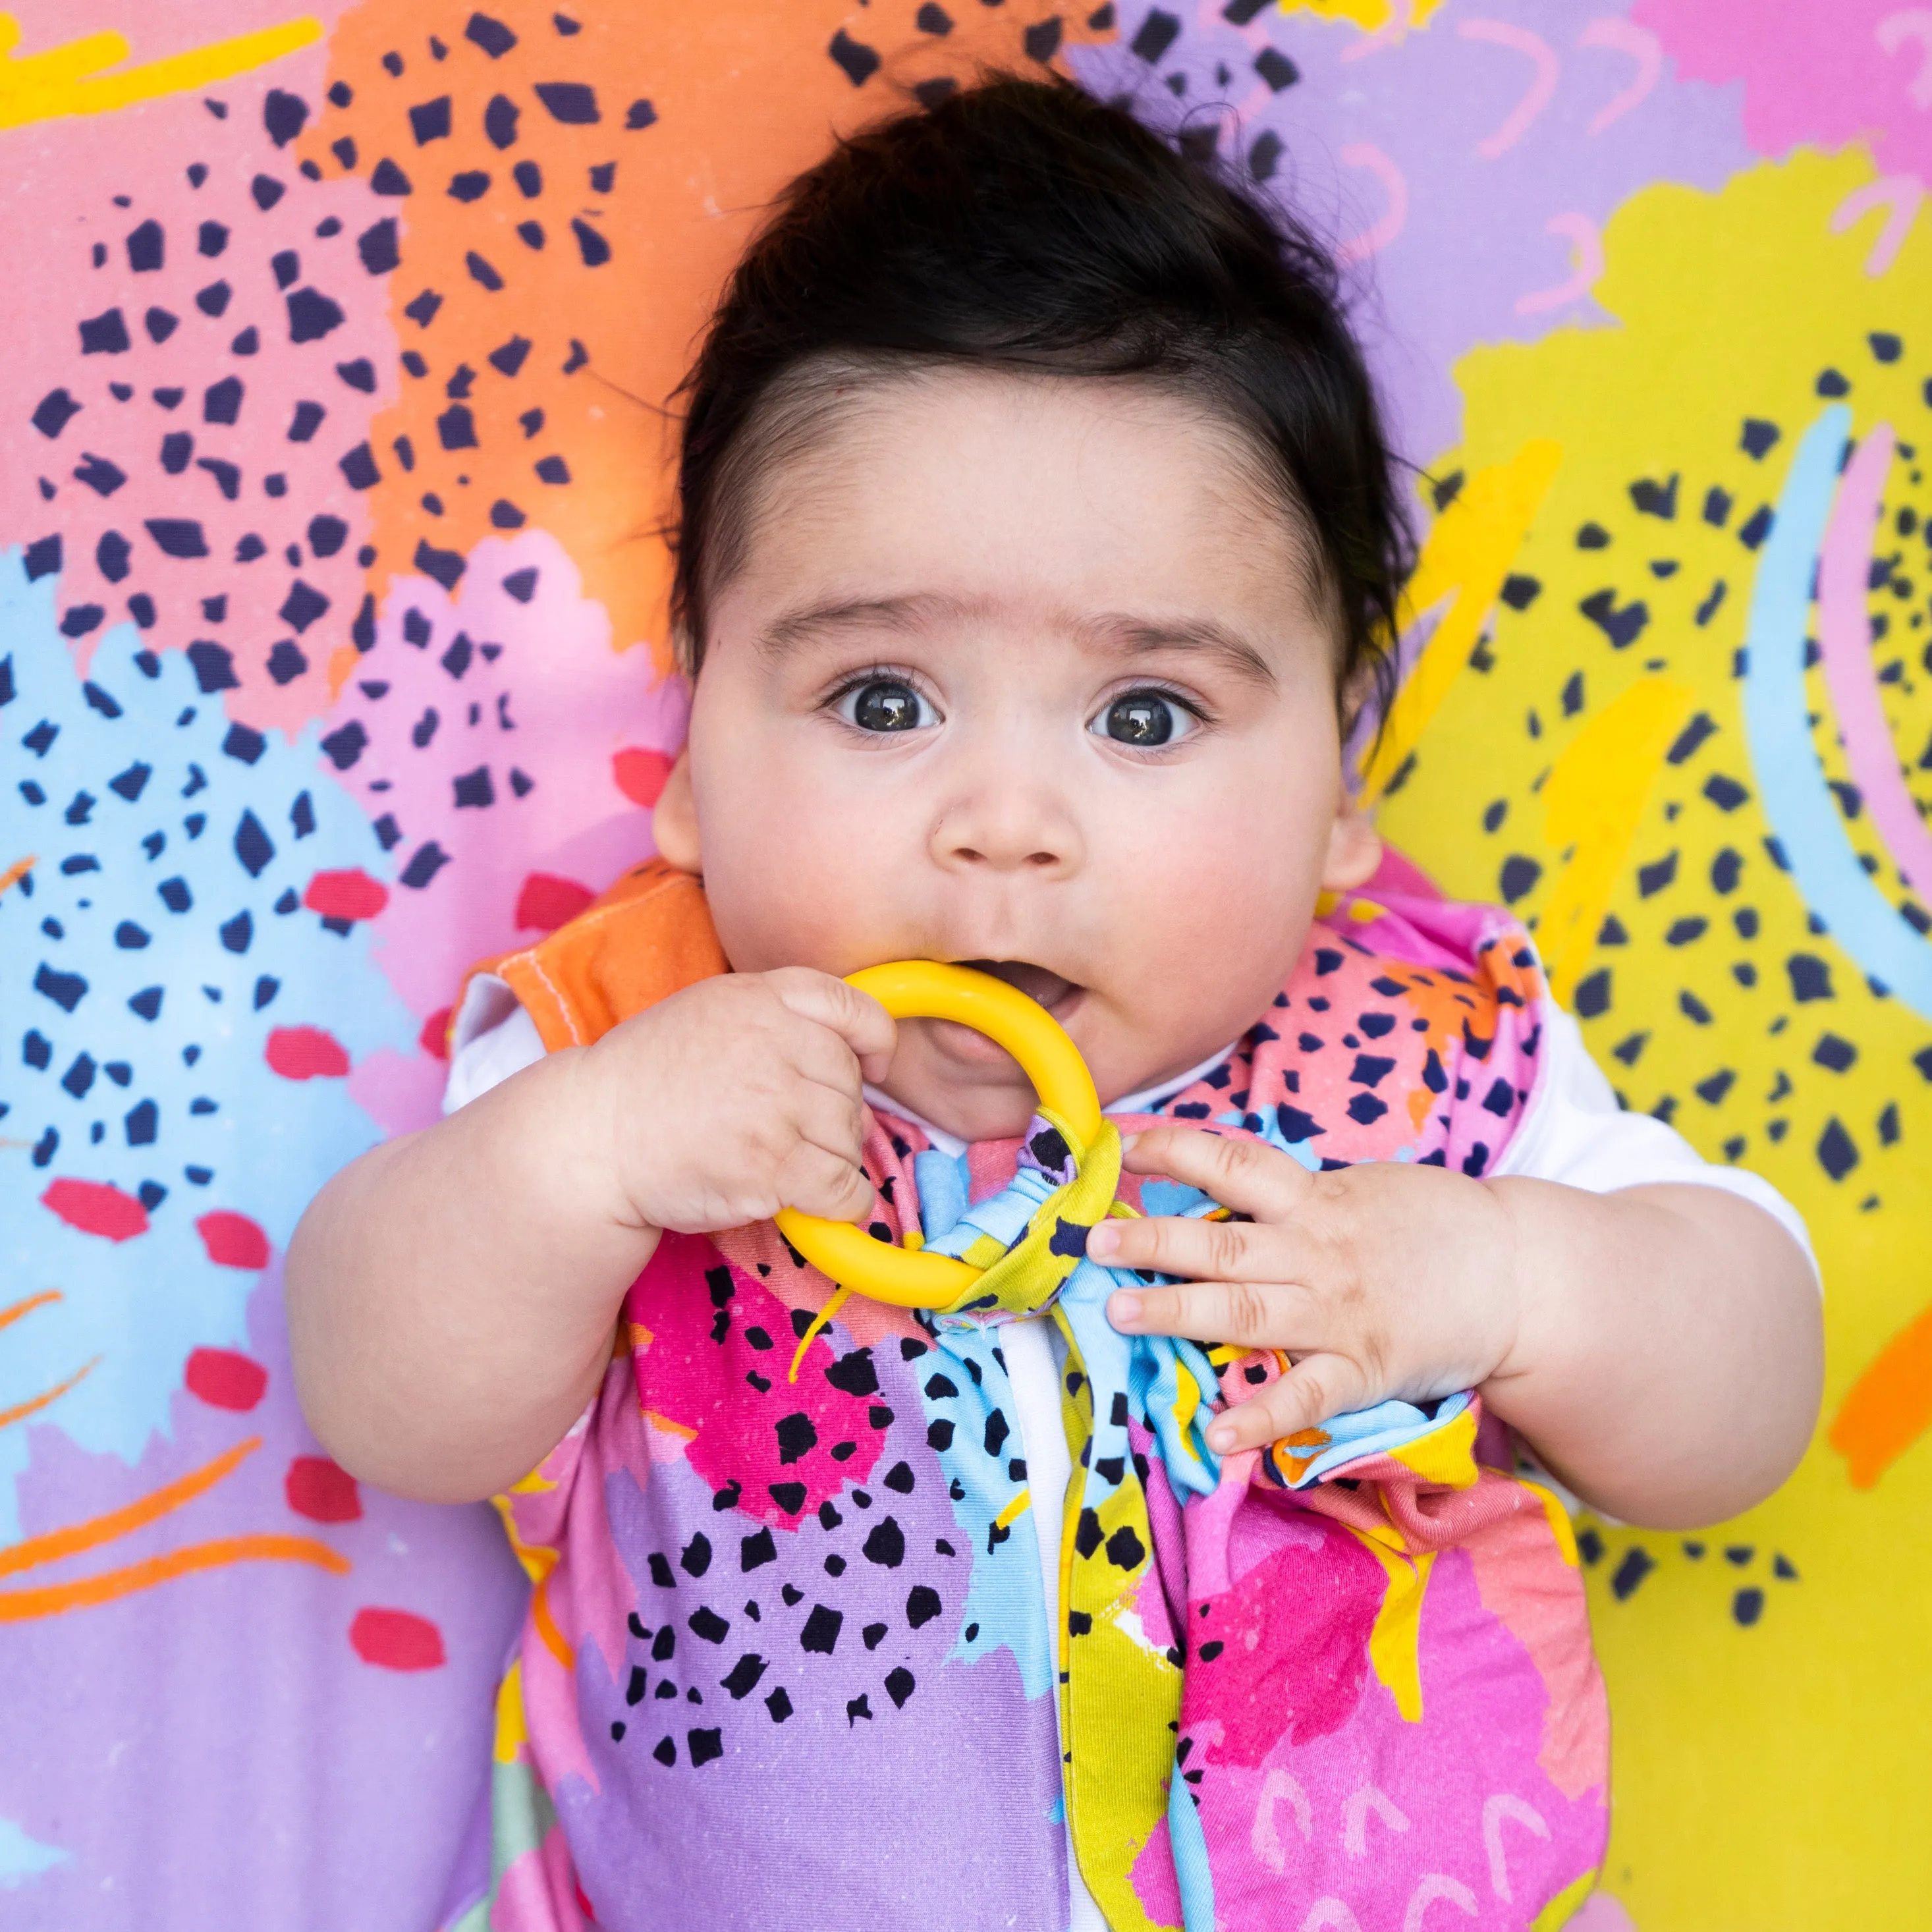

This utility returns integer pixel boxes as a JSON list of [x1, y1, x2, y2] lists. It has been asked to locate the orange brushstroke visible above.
[[0, 1288, 61, 1333], [532, 1575, 574, 1670], [303, 0, 1111, 666], [0, 1535, 349, 1621], [0, 1437, 260, 1580], [0, 854, 34, 897], [1830, 1302, 1932, 1489], [0, 1356, 99, 1433]]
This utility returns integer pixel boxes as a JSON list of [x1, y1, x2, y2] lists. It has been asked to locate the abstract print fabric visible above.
[[457, 886, 1607, 1932]]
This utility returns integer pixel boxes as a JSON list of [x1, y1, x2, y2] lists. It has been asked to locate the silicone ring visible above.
[[772, 960, 1103, 1308]]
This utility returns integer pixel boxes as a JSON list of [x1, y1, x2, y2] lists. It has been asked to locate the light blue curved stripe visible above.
[[1742, 404, 1932, 1020]]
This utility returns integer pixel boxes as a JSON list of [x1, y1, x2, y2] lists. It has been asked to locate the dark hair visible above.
[[671, 75, 1411, 724]]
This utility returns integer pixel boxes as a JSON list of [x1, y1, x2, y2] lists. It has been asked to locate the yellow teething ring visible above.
[[772, 960, 1102, 1309]]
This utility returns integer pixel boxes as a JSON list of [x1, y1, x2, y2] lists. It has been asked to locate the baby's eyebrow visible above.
[[1078, 612, 1278, 689], [757, 593, 941, 656], [757, 593, 1279, 688]]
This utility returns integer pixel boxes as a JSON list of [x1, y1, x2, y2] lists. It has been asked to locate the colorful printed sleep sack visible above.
[[450, 862, 1608, 1932]]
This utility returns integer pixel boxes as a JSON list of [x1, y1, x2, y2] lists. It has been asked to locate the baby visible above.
[[288, 78, 1821, 1932]]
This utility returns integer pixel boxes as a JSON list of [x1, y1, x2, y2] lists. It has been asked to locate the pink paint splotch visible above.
[[318, 528, 687, 1033], [1194, 1549, 1606, 1929], [1635, 0, 1932, 184]]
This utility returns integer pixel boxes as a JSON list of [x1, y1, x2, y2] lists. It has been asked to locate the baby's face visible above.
[[676, 370, 1377, 1142]]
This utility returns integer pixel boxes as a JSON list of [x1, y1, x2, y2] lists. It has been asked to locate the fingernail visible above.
[[1208, 1422, 1238, 1452], [1107, 1290, 1141, 1329], [1120, 1131, 1141, 1153], [1087, 1221, 1120, 1257]]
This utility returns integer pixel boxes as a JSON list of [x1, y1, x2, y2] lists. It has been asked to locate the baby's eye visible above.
[[841, 678, 935, 733], [1091, 689, 1194, 748]]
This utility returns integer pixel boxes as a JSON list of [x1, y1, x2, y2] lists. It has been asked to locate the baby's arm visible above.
[[1093, 1130, 1823, 1529], [286, 972, 893, 1504]]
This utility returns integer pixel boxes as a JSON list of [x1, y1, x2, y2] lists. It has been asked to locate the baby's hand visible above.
[[582, 969, 895, 1237], [1089, 1124, 1522, 1454]]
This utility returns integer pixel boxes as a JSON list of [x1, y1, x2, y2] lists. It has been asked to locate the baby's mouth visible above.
[[956, 959, 1082, 1015]]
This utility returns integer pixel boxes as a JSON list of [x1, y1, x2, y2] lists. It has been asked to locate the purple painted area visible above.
[[1069, 1, 1753, 466], [0, 1265, 525, 1932], [557, 1446, 1068, 1931]]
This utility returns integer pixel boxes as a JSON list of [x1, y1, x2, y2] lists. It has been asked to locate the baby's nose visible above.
[[931, 784, 1082, 875]]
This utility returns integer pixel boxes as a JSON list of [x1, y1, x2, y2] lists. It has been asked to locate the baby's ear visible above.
[[651, 750, 703, 874], [1320, 804, 1382, 893]]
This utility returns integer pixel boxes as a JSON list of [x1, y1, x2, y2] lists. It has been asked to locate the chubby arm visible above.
[[1091, 1128, 1823, 1530], [286, 971, 892, 1504]]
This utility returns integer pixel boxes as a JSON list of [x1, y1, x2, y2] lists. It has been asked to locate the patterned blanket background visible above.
[[1, 1, 1927, 1925]]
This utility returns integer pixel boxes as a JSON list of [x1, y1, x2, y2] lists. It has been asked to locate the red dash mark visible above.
[[286, 1455, 363, 1523], [350, 1607, 447, 1671], [514, 871, 595, 933], [40, 1178, 150, 1242], [418, 1006, 452, 1061], [612, 746, 673, 808], [304, 868, 389, 921], [184, 1346, 268, 1411], [265, 1025, 351, 1080], [196, 1211, 271, 1270]]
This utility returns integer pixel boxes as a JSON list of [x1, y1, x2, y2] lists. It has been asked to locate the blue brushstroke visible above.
[[1742, 406, 1932, 1019], [0, 557, 415, 1539], [0, 1816, 69, 1888]]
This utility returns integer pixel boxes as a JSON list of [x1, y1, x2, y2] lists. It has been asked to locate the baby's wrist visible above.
[[520, 1043, 659, 1236], [1474, 1175, 1601, 1407]]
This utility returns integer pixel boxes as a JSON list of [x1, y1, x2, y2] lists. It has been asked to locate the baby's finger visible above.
[[775, 1140, 877, 1225], [1090, 1210, 1308, 1289], [1106, 1273, 1313, 1353], [785, 1078, 869, 1170], [765, 968, 897, 1082], [1203, 1352, 1369, 1454], [1121, 1124, 1317, 1223]]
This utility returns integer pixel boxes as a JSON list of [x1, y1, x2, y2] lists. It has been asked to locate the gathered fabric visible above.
[[460, 866, 1609, 1932]]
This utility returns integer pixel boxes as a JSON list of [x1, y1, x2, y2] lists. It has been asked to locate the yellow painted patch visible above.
[[1518, 1479, 1581, 1568], [493, 1658, 528, 1765], [1350, 1533, 1435, 1722], [1279, 0, 1445, 34], [0, 14, 323, 130], [1375, 145, 1932, 1925], [1537, 676, 1697, 1005], [1386, 1402, 1479, 1488], [1360, 438, 1562, 804], [992, 1490, 1032, 1533], [1531, 1867, 1601, 1931]]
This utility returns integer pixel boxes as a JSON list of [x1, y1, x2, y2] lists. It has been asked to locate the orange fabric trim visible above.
[[455, 858, 729, 1054]]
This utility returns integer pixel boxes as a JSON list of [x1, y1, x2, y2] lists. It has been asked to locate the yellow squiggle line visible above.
[[0, 14, 323, 132]]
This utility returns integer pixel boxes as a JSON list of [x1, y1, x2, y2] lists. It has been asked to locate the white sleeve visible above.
[[1494, 1004, 1819, 1286], [441, 972, 548, 1114]]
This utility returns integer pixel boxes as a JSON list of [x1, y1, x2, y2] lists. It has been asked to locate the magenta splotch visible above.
[[1190, 1514, 1383, 1764], [628, 1233, 887, 1528], [1195, 1548, 1605, 1928]]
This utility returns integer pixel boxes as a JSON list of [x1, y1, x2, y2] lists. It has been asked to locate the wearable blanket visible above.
[[468, 863, 1605, 1931]]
